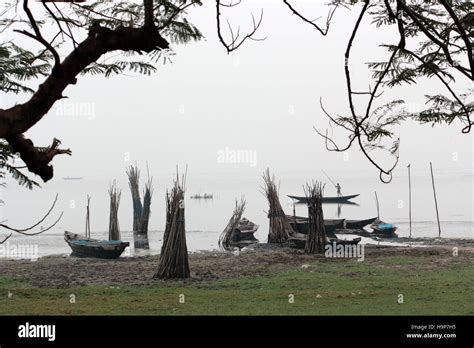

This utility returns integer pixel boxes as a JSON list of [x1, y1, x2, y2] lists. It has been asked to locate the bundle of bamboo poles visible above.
[[108, 181, 122, 241], [126, 164, 142, 234], [262, 169, 293, 243], [304, 181, 327, 254], [218, 198, 246, 251], [136, 177, 153, 249], [127, 164, 154, 249], [154, 172, 190, 279]]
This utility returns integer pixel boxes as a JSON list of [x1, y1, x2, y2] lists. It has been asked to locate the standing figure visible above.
[[336, 183, 342, 197]]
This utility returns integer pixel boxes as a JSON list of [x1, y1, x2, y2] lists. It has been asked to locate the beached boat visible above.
[[288, 233, 361, 249], [337, 229, 398, 239], [346, 217, 378, 229], [369, 221, 398, 236], [286, 215, 345, 236], [64, 231, 129, 259], [231, 218, 259, 243], [287, 194, 359, 204]]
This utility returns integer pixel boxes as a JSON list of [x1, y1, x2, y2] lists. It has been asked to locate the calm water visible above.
[[1, 167, 472, 258]]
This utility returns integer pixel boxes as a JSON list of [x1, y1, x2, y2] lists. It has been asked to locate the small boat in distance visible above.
[[190, 193, 213, 199], [62, 176, 83, 180], [287, 194, 359, 204], [64, 231, 129, 259]]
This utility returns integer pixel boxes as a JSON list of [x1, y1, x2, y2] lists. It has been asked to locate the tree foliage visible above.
[[0, 0, 203, 185]]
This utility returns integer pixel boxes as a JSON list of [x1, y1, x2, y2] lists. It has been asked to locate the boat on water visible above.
[[62, 176, 83, 180], [64, 231, 129, 259], [190, 193, 213, 199], [287, 194, 359, 204]]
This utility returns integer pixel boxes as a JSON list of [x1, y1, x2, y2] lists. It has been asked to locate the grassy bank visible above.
[[1, 248, 473, 315]]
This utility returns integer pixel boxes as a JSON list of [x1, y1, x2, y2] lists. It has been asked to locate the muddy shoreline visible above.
[[0, 239, 473, 289]]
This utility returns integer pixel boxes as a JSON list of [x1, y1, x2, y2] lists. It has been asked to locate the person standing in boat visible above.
[[336, 183, 342, 197]]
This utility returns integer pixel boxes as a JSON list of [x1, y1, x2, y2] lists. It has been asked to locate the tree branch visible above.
[[216, 0, 265, 54], [283, 0, 338, 36]]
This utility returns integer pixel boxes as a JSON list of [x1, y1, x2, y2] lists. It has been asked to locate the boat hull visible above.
[[288, 194, 359, 204], [64, 231, 129, 259], [346, 217, 378, 229], [288, 235, 361, 249], [287, 216, 344, 236]]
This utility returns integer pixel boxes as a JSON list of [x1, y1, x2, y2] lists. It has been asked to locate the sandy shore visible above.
[[0, 239, 473, 288]]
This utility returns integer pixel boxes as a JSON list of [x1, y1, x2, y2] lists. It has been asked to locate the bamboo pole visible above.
[[407, 164, 412, 238], [430, 162, 442, 237], [85, 195, 91, 238], [374, 191, 380, 219]]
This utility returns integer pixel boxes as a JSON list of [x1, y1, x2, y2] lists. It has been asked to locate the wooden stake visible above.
[[85, 195, 91, 238], [430, 162, 442, 237], [407, 164, 412, 238], [374, 191, 380, 219]]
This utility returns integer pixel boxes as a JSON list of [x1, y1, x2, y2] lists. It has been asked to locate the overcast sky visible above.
[[2, 0, 472, 180]]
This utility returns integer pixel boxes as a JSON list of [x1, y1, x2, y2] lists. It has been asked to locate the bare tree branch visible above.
[[0, 194, 63, 244], [216, 0, 265, 54], [283, 0, 339, 36]]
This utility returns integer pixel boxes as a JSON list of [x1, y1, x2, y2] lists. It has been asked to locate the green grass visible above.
[[0, 257, 473, 315]]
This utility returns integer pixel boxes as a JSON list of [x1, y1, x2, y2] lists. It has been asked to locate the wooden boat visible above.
[[287, 194, 359, 204], [288, 233, 361, 249], [64, 231, 129, 259], [230, 218, 259, 243], [337, 229, 398, 239], [370, 220, 397, 234], [369, 221, 398, 236], [346, 217, 378, 229], [286, 215, 344, 236]]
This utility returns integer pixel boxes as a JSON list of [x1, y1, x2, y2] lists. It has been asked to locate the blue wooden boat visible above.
[[64, 231, 129, 259], [369, 221, 398, 237]]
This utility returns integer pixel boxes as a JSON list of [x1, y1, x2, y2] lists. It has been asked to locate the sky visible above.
[[2, 0, 472, 180], [0, 1, 472, 233]]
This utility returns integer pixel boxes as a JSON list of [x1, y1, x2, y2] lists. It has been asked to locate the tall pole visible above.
[[430, 162, 442, 237], [374, 191, 380, 219], [321, 170, 337, 188], [407, 164, 412, 238]]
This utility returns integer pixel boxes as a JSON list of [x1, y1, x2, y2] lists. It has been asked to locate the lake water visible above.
[[1, 167, 472, 258]]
